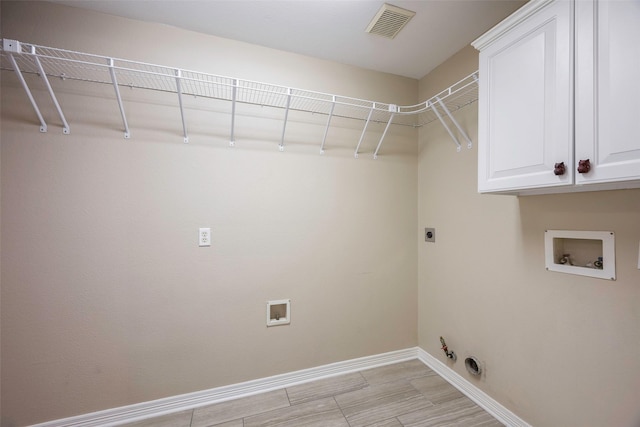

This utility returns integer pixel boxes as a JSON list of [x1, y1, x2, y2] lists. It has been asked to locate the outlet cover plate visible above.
[[199, 228, 211, 247]]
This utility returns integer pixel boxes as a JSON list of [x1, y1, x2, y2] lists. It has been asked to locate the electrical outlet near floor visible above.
[[199, 228, 211, 247]]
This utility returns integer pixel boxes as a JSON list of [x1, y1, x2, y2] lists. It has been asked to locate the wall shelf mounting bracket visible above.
[[175, 69, 189, 144], [435, 96, 472, 149], [108, 58, 130, 139], [33, 52, 70, 134], [374, 112, 395, 160], [229, 79, 237, 147], [6, 51, 47, 133], [279, 88, 292, 152], [355, 106, 375, 159], [320, 96, 336, 155], [429, 100, 461, 152]]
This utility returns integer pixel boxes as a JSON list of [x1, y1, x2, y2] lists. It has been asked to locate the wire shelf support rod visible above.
[[279, 88, 292, 152], [175, 69, 189, 144], [435, 96, 472, 149], [374, 109, 396, 160], [108, 58, 130, 139], [355, 105, 375, 159], [429, 100, 461, 152], [33, 56, 70, 135], [320, 96, 336, 155], [229, 79, 237, 147], [6, 51, 47, 133]]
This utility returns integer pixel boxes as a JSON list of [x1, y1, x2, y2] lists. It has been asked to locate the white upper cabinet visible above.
[[575, 0, 640, 185], [473, 0, 640, 195], [473, 0, 573, 193]]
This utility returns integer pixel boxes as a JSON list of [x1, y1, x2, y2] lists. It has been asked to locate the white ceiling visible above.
[[50, 0, 525, 80]]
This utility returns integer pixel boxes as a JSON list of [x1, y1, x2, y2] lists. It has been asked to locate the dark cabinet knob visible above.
[[577, 159, 591, 174], [554, 162, 566, 176]]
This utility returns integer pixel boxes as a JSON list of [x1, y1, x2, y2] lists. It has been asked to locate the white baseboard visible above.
[[33, 347, 529, 427], [417, 348, 531, 427], [32, 348, 418, 427]]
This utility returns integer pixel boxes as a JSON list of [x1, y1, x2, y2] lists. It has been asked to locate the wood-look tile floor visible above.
[[122, 360, 503, 427]]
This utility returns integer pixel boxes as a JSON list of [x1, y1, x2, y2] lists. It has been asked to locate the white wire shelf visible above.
[[1, 39, 477, 157]]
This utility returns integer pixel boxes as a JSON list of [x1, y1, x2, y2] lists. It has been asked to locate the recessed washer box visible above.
[[266, 299, 290, 327], [544, 230, 615, 280]]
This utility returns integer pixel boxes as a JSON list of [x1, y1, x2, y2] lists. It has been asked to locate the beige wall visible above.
[[0, 2, 418, 425], [5, 2, 640, 427], [418, 48, 640, 426], [0, 1, 3, 422]]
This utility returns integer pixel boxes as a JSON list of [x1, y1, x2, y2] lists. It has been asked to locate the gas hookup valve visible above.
[[439, 336, 457, 361]]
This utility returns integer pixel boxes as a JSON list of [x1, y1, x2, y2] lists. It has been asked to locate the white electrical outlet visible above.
[[199, 228, 211, 247]]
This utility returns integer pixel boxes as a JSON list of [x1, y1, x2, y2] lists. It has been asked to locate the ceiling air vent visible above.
[[365, 3, 416, 39]]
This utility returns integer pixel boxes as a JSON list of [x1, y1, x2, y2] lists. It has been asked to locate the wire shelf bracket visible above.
[[279, 88, 292, 152], [229, 79, 238, 147], [1, 39, 479, 158], [428, 94, 474, 153], [320, 96, 336, 155], [354, 106, 375, 159], [436, 95, 472, 150], [33, 53, 70, 134], [108, 58, 130, 139], [374, 110, 395, 160], [6, 51, 48, 133], [175, 69, 189, 144]]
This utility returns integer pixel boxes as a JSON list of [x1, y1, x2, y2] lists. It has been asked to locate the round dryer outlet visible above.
[[465, 356, 482, 376]]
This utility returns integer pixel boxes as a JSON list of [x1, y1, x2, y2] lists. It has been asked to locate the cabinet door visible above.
[[575, 0, 640, 185], [476, 0, 573, 193]]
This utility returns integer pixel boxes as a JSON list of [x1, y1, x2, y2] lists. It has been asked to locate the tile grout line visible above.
[[331, 396, 353, 427], [284, 387, 292, 406]]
